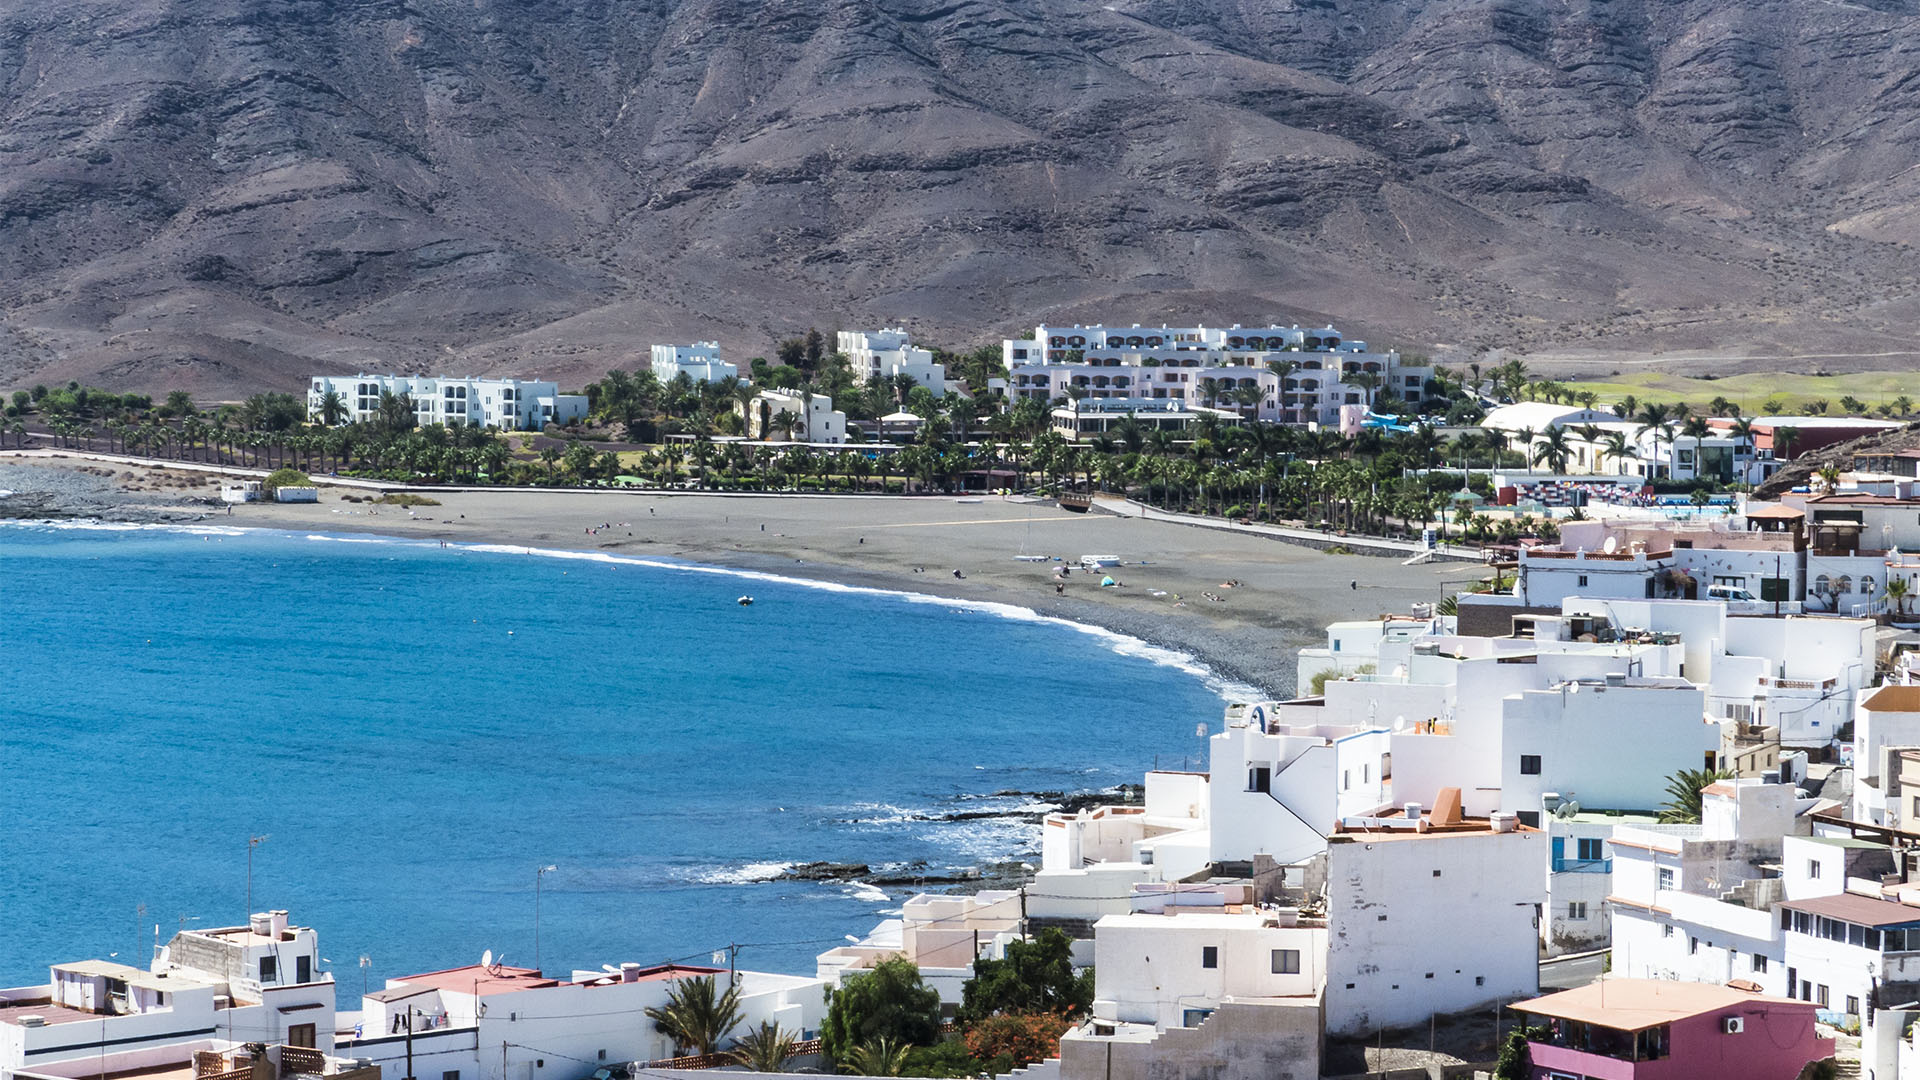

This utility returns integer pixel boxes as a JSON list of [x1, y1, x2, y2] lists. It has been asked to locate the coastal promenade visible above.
[[1097, 496, 1483, 562]]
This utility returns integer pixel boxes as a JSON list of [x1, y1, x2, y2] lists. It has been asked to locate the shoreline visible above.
[[0, 456, 1470, 697]]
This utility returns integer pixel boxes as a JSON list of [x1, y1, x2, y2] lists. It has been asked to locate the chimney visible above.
[[620, 963, 641, 984], [1605, 672, 1626, 686], [249, 913, 273, 937], [1491, 812, 1518, 833], [1403, 803, 1423, 821]]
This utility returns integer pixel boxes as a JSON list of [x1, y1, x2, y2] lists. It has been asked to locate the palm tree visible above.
[[729, 1022, 798, 1072], [1886, 576, 1911, 618], [1633, 404, 1671, 477], [1658, 767, 1735, 824], [644, 975, 743, 1057], [1600, 431, 1635, 476], [1680, 416, 1713, 481], [1513, 427, 1537, 474], [318, 390, 349, 426], [1531, 426, 1572, 474], [838, 1036, 911, 1077]]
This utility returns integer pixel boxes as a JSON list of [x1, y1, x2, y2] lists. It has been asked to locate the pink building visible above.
[[1511, 979, 1833, 1080]]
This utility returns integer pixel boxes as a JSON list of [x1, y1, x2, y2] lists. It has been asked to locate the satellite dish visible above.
[[481, 949, 493, 969], [1602, 536, 1618, 554]]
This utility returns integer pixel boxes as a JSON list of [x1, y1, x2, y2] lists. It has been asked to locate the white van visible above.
[[1706, 583, 1758, 603]]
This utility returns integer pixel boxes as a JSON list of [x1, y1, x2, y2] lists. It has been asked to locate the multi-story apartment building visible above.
[[308, 375, 587, 431], [649, 342, 737, 385], [1000, 323, 1428, 426]]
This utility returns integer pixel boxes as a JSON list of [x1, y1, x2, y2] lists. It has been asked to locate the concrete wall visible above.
[[1061, 999, 1320, 1080]]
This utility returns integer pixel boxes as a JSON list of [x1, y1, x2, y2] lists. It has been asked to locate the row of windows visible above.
[[1658, 925, 1769, 972], [1198, 947, 1301, 973]]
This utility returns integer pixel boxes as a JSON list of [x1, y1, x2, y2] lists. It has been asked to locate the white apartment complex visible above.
[[308, 375, 587, 431], [649, 342, 738, 385], [1000, 323, 1429, 426], [838, 329, 948, 391]]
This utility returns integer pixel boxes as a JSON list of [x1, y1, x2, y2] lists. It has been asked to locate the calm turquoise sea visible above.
[[0, 523, 1229, 988]]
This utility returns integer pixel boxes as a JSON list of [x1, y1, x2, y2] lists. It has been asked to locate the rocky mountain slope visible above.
[[2, 0, 1918, 397]]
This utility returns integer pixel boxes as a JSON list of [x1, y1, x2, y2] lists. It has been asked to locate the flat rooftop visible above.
[[1512, 979, 1797, 1031], [383, 965, 559, 997], [0, 999, 100, 1027]]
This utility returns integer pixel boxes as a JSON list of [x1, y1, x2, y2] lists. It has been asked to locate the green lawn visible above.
[[1560, 370, 1919, 414]]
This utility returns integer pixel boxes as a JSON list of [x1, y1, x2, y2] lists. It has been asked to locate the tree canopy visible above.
[[956, 928, 1091, 1026], [821, 957, 942, 1063]]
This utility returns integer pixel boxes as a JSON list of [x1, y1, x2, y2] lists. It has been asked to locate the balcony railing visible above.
[[1759, 676, 1837, 691], [1551, 857, 1614, 874]]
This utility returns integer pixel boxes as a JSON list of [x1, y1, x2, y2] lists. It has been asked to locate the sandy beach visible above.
[[0, 456, 1484, 695]]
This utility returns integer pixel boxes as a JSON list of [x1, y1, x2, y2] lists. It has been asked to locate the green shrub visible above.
[[262, 468, 311, 497]]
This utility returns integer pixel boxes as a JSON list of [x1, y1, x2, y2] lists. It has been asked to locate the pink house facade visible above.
[[1512, 979, 1833, 1080]]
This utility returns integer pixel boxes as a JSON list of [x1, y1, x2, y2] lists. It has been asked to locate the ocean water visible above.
[[0, 523, 1234, 990]]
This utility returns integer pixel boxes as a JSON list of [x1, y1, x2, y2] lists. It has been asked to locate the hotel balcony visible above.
[[1551, 856, 1614, 874]]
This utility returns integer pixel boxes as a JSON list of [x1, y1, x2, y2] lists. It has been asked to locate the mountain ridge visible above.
[[1, 0, 1917, 397]]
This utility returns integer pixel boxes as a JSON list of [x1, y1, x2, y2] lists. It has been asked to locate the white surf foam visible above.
[[449, 541, 1265, 701], [687, 861, 794, 885]]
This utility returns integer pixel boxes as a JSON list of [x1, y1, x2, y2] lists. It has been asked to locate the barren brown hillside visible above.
[[2, 0, 1919, 397]]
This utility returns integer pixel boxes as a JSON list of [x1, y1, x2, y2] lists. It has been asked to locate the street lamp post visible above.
[[246, 835, 269, 919], [535, 865, 557, 972]]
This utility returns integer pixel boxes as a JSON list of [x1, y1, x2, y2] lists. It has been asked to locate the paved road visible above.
[[1540, 951, 1608, 991]]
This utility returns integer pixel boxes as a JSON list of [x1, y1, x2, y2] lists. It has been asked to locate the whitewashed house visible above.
[[1856, 687, 1920, 824], [0, 912, 336, 1080], [339, 960, 827, 1080], [1608, 777, 1825, 998], [1321, 793, 1545, 1036]]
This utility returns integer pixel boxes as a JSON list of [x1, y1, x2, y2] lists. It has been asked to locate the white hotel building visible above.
[[837, 329, 949, 391], [649, 342, 738, 385], [1000, 323, 1430, 426], [308, 376, 588, 431]]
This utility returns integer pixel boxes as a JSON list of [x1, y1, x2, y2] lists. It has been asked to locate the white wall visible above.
[[1499, 681, 1718, 814], [1323, 830, 1543, 1035]]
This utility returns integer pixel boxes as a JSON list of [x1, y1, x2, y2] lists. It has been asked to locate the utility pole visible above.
[[404, 1008, 415, 1080]]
